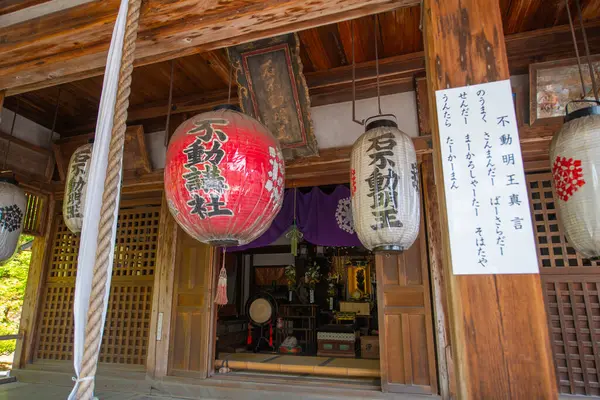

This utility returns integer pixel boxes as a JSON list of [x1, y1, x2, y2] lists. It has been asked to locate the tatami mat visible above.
[[219, 353, 275, 362]]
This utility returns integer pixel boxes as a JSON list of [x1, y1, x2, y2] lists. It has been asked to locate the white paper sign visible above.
[[435, 80, 538, 275]]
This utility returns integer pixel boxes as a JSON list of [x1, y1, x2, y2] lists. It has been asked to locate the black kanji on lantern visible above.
[[188, 119, 229, 142], [184, 138, 225, 167], [207, 195, 233, 217], [371, 208, 403, 230], [0, 204, 23, 232], [70, 152, 90, 176], [182, 117, 233, 220], [410, 163, 419, 193], [201, 165, 227, 194], [367, 133, 397, 170], [183, 166, 203, 192], [365, 168, 399, 210], [187, 194, 208, 219]]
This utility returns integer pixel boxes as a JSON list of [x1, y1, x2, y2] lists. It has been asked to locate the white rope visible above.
[[68, 1, 130, 398]]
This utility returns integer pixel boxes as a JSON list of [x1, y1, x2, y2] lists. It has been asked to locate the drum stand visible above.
[[252, 324, 275, 353]]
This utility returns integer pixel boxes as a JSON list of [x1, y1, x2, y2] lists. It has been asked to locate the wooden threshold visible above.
[[158, 372, 438, 400], [215, 355, 380, 378], [212, 370, 380, 389]]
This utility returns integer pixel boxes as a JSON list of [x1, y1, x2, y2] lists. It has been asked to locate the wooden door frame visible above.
[[375, 162, 439, 394], [14, 197, 57, 368]]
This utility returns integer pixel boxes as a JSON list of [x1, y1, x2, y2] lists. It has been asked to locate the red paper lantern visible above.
[[164, 107, 285, 246]]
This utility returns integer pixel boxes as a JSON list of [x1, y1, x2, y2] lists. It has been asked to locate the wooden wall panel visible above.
[[146, 197, 178, 378], [542, 275, 600, 396], [169, 231, 215, 376], [527, 172, 600, 396], [526, 173, 600, 274], [376, 220, 437, 394], [34, 206, 160, 365]]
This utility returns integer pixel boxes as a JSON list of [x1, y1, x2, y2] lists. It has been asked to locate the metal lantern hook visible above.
[[566, 0, 599, 103]]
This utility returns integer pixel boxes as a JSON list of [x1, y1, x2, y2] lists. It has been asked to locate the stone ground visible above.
[[0, 382, 185, 400]]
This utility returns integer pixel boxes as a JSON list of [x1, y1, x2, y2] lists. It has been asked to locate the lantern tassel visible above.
[[285, 188, 302, 256], [214, 249, 228, 305], [269, 321, 273, 348], [247, 323, 252, 345]]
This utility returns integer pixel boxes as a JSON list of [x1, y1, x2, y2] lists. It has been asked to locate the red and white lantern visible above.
[[164, 107, 285, 246], [550, 105, 600, 259], [0, 178, 26, 262]]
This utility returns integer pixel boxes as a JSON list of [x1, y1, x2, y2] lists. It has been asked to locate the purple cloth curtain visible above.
[[229, 189, 295, 252], [297, 186, 362, 247], [230, 185, 362, 251]]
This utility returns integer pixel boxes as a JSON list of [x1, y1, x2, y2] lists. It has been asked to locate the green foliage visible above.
[[0, 235, 33, 355]]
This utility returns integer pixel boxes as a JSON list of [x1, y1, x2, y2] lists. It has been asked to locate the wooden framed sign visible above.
[[435, 80, 538, 275], [529, 55, 600, 125], [229, 34, 319, 160]]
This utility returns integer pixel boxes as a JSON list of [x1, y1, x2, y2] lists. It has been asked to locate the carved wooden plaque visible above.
[[229, 34, 318, 160]]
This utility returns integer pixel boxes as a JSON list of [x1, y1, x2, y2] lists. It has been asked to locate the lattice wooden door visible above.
[[35, 206, 160, 365], [527, 172, 600, 396]]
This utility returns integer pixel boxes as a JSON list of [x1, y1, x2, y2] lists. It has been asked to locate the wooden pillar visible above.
[[13, 195, 56, 369], [0, 90, 5, 118], [422, 155, 456, 399], [422, 1, 556, 398], [146, 196, 178, 378]]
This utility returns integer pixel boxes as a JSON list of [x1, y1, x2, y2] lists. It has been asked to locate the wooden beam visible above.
[[286, 135, 433, 187], [0, 0, 96, 28], [0, 0, 419, 95], [56, 20, 599, 133], [0, 90, 4, 119], [200, 50, 232, 85], [423, 0, 556, 398]]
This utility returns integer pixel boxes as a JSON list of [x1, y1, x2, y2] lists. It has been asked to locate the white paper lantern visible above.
[[550, 106, 600, 259], [63, 144, 93, 233], [0, 178, 26, 262], [350, 116, 420, 252]]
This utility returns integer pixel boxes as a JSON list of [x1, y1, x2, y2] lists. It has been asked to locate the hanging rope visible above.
[[286, 188, 303, 256], [2, 97, 19, 173], [76, 0, 142, 398], [163, 60, 175, 146]]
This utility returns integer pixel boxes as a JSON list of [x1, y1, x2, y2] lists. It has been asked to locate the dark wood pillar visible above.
[[422, 1, 556, 398]]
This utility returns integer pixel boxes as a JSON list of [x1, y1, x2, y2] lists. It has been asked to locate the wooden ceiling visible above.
[[2, 0, 600, 136]]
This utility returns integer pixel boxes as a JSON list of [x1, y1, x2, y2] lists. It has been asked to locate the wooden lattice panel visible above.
[[35, 206, 159, 364], [23, 191, 47, 236], [543, 276, 600, 396], [36, 283, 75, 361], [98, 283, 153, 364], [526, 173, 600, 273], [113, 208, 159, 277], [47, 218, 80, 279]]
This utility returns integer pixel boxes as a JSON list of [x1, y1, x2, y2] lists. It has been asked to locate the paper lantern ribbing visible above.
[[63, 144, 93, 234], [350, 116, 420, 252], [550, 105, 600, 259], [164, 107, 285, 246], [0, 178, 26, 262]]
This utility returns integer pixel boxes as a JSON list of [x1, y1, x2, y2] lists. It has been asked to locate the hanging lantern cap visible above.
[[213, 104, 242, 113], [373, 244, 405, 253], [209, 239, 239, 247], [365, 114, 398, 131], [0, 176, 18, 186], [564, 100, 600, 123]]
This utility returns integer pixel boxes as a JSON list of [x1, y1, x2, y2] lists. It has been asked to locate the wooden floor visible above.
[[217, 353, 380, 378]]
